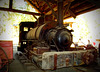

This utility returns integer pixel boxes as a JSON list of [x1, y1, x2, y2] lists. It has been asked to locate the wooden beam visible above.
[[45, 0, 74, 15], [64, 6, 98, 19], [47, 0, 57, 4], [0, 7, 41, 16], [36, 0, 40, 8], [40, 1, 45, 6], [75, 6, 98, 16], [68, 9, 76, 18], [35, 0, 44, 13], [43, 4, 50, 11], [25, 0, 42, 13], [72, 2, 95, 13], [70, 0, 86, 9], [33, 15, 38, 20], [87, 0, 100, 8], [64, 1, 71, 16], [9, 0, 13, 9], [40, 0, 57, 4], [44, 0, 57, 18], [45, 6, 57, 15]]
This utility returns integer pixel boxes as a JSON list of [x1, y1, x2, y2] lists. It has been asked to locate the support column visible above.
[[9, 0, 13, 9], [57, 0, 63, 27]]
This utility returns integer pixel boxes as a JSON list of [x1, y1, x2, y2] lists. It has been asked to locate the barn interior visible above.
[[0, 0, 100, 72]]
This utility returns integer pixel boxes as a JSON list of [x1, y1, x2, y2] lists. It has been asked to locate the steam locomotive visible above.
[[18, 15, 73, 53], [18, 16, 97, 70], [18, 18, 74, 69], [26, 21, 73, 51], [17, 0, 97, 69]]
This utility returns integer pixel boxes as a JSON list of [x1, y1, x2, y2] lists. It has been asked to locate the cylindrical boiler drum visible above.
[[26, 24, 45, 40]]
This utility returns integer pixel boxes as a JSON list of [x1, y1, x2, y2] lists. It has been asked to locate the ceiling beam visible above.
[[70, 0, 86, 9], [47, 0, 57, 4], [72, 2, 95, 13], [68, 9, 76, 18], [87, 0, 100, 8], [45, 0, 74, 15], [0, 7, 41, 16], [25, 0, 42, 13], [64, 6, 98, 19], [44, 0, 57, 18], [64, 1, 71, 16], [40, 0, 57, 4], [75, 6, 98, 16], [36, 0, 40, 8]]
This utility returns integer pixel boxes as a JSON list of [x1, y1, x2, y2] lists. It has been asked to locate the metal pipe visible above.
[[57, 0, 63, 27]]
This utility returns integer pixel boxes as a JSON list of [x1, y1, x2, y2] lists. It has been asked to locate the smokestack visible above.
[[57, 0, 63, 27]]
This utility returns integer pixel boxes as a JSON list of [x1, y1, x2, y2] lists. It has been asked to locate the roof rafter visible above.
[[44, 0, 57, 18], [45, 0, 74, 15], [25, 0, 42, 14], [0, 7, 41, 16]]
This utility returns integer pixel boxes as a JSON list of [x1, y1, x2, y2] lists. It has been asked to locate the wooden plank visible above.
[[0, 7, 41, 16], [43, 3, 50, 11], [64, 6, 98, 19], [87, 0, 100, 8], [40, 0, 57, 4], [39, 1, 45, 6], [47, 0, 57, 4], [70, 0, 86, 9], [75, 6, 99, 16], [72, 2, 95, 13]]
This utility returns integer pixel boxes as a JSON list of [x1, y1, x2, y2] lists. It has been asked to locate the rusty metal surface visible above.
[[33, 47, 50, 55]]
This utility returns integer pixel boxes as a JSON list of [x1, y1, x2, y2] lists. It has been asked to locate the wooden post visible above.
[[9, 0, 13, 9]]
